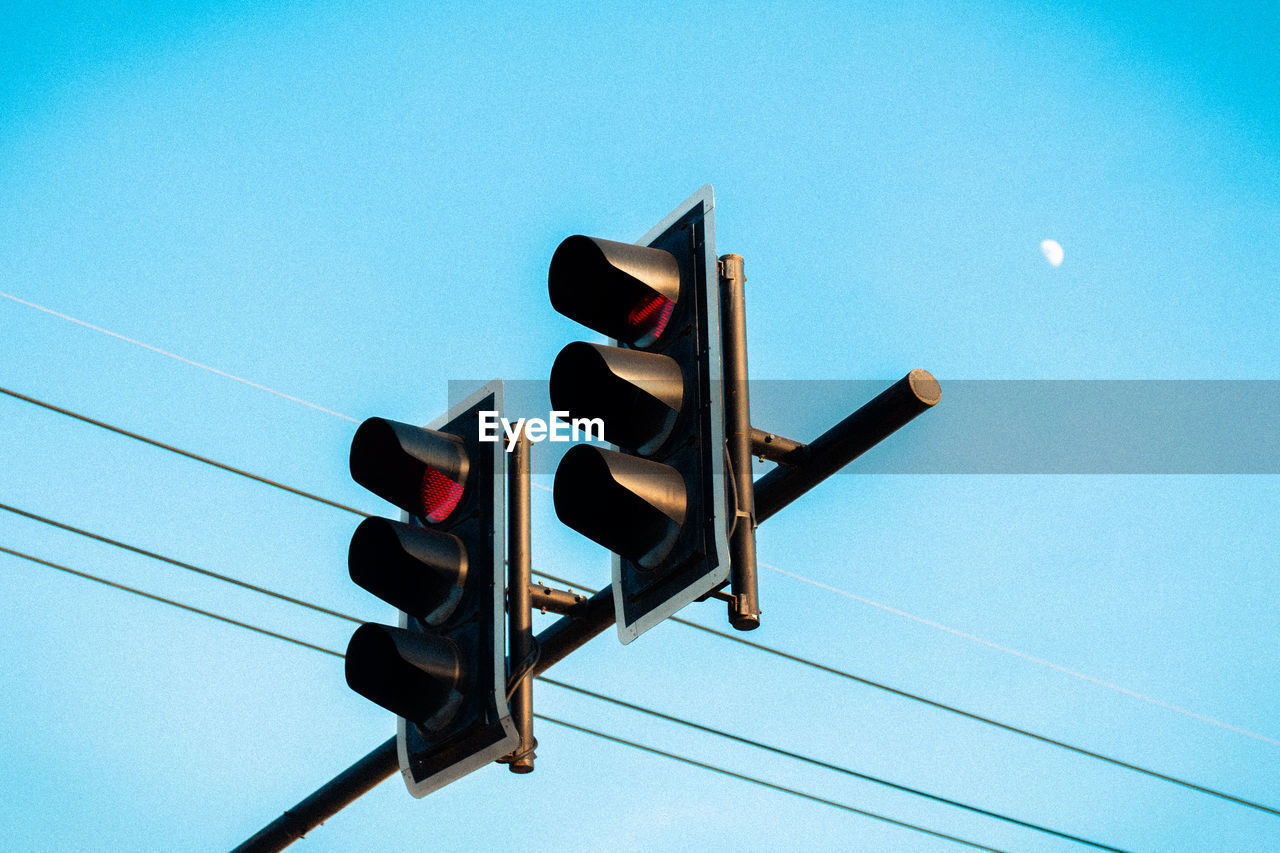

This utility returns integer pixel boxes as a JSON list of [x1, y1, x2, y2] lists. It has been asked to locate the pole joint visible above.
[[529, 583, 589, 616], [749, 428, 809, 465]]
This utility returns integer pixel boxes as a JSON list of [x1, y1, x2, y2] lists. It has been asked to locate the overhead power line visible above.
[[4, 545, 1007, 853], [4, 284, 1273, 744], [1, 545, 343, 658], [758, 560, 1280, 749], [532, 570, 1280, 818], [0, 290, 360, 422], [8, 376, 1275, 748], [0, 522, 1130, 848], [0, 518, 1127, 849], [0, 503, 364, 624], [537, 714, 1008, 853], [535, 476, 1280, 749], [4, 383, 1273, 816], [11, 379, 1271, 754], [0, 386, 368, 517], [537, 677, 1126, 851], [531, 477, 1279, 749]]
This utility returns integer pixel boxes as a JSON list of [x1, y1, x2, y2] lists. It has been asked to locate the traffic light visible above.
[[549, 186, 732, 643], [344, 380, 518, 797]]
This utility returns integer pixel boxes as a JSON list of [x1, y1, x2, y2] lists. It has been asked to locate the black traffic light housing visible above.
[[549, 186, 732, 643], [344, 380, 517, 797]]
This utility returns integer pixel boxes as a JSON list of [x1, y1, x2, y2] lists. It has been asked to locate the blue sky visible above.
[[1, 1, 1277, 850]]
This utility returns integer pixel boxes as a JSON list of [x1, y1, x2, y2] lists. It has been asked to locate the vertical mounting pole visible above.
[[719, 253, 760, 630], [506, 432, 535, 772]]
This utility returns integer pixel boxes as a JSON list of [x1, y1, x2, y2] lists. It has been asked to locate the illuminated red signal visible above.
[[548, 236, 680, 348], [420, 466, 464, 522], [626, 293, 674, 347]]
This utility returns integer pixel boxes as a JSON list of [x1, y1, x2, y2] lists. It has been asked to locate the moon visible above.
[[1040, 238, 1064, 267]]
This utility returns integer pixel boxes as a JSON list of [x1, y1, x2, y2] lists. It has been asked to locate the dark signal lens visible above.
[[420, 466, 464, 522], [626, 293, 675, 347]]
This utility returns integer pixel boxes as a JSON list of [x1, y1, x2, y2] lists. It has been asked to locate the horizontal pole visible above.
[[235, 588, 616, 852], [754, 370, 940, 524], [231, 737, 398, 853], [235, 371, 939, 851]]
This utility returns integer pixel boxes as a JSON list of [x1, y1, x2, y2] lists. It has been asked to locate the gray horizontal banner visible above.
[[450, 379, 1280, 475]]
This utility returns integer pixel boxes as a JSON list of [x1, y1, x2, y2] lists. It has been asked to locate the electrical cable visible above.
[[1, 544, 1006, 853], [0, 291, 360, 422], [530, 570, 1280, 818], [758, 560, 1280, 749], [0, 386, 368, 517], [0, 527, 1129, 848], [505, 638, 542, 702], [536, 676, 1127, 851], [1, 232, 1258, 846], [6, 288, 1272, 743], [3, 385, 1271, 816], [535, 714, 1007, 853], [532, 458, 1277, 748], [0, 503, 364, 624], [541, 479, 1279, 751], [0, 545, 344, 658]]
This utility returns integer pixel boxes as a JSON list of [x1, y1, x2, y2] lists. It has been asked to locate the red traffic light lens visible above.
[[420, 465, 464, 522], [626, 293, 674, 347]]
